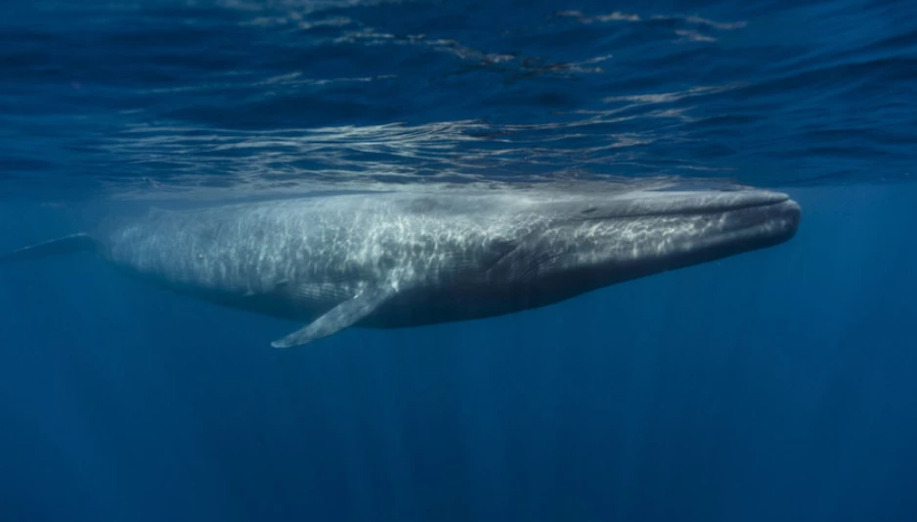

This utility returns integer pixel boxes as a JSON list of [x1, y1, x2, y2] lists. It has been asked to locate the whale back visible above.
[[98, 194, 546, 321]]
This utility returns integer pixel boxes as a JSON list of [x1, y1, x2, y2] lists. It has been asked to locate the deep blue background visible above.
[[2, 1, 917, 521]]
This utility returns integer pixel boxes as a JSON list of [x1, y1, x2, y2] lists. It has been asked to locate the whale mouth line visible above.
[[711, 198, 800, 222], [653, 197, 793, 218], [577, 193, 794, 221], [707, 199, 801, 243]]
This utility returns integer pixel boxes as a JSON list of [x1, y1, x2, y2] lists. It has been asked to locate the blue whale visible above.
[[1, 186, 800, 347]]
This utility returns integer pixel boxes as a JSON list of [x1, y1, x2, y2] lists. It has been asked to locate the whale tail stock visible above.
[[0, 231, 387, 349], [0, 233, 97, 267]]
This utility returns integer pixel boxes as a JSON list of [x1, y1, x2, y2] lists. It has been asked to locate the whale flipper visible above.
[[271, 287, 394, 348], [0, 233, 96, 266]]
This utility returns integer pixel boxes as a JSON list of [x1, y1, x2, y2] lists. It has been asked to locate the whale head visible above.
[[494, 188, 800, 300]]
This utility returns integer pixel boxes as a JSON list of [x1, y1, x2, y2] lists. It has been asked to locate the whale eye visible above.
[[581, 207, 598, 214]]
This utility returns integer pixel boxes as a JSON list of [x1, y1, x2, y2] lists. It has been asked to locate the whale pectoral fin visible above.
[[270, 287, 393, 349]]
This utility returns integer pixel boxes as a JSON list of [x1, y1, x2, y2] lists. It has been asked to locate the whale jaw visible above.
[[494, 190, 801, 307]]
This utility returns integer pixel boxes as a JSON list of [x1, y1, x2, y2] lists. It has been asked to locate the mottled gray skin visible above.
[[91, 187, 799, 346]]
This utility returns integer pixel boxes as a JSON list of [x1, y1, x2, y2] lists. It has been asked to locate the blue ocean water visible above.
[[1, 0, 916, 521]]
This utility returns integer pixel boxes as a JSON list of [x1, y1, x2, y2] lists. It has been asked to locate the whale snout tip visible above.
[[786, 198, 801, 224], [765, 197, 801, 244], [720, 193, 801, 247]]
